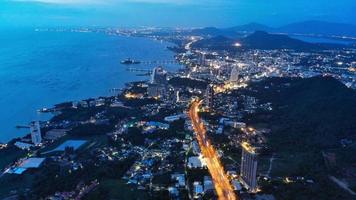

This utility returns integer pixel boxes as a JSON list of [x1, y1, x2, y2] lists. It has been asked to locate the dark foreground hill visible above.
[[243, 76, 356, 199], [248, 76, 356, 150]]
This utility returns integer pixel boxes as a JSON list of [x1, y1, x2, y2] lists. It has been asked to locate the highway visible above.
[[189, 100, 237, 200]]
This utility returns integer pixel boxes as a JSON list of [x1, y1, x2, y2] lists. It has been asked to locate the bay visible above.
[[0, 29, 180, 142]]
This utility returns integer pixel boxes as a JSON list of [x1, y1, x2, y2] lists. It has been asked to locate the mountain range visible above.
[[191, 31, 344, 51], [192, 20, 356, 38]]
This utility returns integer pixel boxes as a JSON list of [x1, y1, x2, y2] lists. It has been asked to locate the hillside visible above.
[[191, 35, 236, 51], [247, 76, 356, 150], [244, 76, 356, 199], [190, 21, 356, 38], [241, 31, 324, 50], [191, 31, 341, 51], [190, 27, 239, 38]]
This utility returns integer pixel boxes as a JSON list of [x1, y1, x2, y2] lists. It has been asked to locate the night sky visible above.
[[1, 0, 356, 28]]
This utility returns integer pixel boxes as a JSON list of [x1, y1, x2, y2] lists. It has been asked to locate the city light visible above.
[[124, 92, 142, 99], [189, 100, 238, 200], [241, 142, 256, 154], [234, 42, 242, 47]]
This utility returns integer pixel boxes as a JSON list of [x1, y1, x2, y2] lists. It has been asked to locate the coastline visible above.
[[0, 29, 181, 143]]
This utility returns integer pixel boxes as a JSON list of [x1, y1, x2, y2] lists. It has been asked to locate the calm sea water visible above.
[[290, 35, 356, 45], [0, 29, 180, 143]]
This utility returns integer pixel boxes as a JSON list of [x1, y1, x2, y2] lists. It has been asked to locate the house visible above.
[[14, 141, 33, 150]]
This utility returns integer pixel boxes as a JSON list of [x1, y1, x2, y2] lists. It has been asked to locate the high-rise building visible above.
[[351, 62, 356, 69], [230, 66, 239, 83], [151, 66, 167, 85], [240, 142, 258, 193], [30, 121, 42, 145], [148, 66, 168, 98], [198, 53, 207, 66], [205, 84, 214, 110], [147, 83, 166, 98]]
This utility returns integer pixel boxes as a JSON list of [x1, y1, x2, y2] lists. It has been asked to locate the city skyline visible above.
[[0, 1, 356, 199]]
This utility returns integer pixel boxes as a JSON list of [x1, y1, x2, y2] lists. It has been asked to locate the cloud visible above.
[[10, 0, 200, 5], [11, 0, 104, 4]]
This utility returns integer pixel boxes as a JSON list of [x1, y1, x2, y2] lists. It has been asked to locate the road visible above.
[[266, 153, 276, 178], [189, 100, 238, 200], [329, 176, 356, 196]]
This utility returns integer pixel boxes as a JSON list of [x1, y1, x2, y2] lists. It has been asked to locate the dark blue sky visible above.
[[1, 0, 356, 28]]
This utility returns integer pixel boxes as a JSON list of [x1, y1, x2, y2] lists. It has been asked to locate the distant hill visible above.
[[191, 31, 342, 51], [191, 21, 356, 38], [240, 31, 326, 50], [190, 27, 241, 38], [191, 35, 236, 50]]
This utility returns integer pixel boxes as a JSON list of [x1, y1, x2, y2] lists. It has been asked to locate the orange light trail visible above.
[[189, 100, 238, 200]]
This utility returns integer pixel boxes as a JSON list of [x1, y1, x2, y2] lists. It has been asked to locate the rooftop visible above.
[[241, 142, 256, 154]]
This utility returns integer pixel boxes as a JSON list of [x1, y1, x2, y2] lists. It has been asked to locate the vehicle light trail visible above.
[[189, 100, 238, 200]]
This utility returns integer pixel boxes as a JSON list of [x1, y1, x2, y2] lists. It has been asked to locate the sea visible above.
[[290, 35, 356, 45], [0, 29, 181, 143]]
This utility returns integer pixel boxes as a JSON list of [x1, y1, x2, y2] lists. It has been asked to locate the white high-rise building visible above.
[[198, 53, 207, 66], [30, 121, 42, 145], [148, 67, 168, 99], [205, 84, 215, 110], [151, 66, 167, 85], [240, 142, 258, 193], [230, 66, 239, 83]]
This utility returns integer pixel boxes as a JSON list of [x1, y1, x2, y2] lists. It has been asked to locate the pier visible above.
[[139, 60, 179, 65]]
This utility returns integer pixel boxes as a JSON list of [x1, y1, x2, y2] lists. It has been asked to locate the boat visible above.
[[121, 58, 141, 65], [37, 107, 53, 113], [16, 125, 30, 129]]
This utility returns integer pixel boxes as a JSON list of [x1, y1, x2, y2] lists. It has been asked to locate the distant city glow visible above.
[[234, 42, 242, 47], [124, 92, 142, 99]]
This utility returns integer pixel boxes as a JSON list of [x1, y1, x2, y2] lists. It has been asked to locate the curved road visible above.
[[189, 100, 237, 200]]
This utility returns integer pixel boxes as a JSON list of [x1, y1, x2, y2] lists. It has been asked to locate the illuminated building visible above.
[[198, 53, 207, 66], [30, 121, 42, 146], [230, 66, 239, 83], [147, 83, 166, 98], [148, 66, 168, 98], [151, 66, 167, 85], [350, 62, 356, 72], [240, 142, 258, 193], [205, 84, 215, 110]]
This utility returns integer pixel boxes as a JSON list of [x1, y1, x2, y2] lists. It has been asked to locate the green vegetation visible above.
[[31, 156, 137, 199], [168, 77, 208, 89], [51, 107, 101, 122], [124, 127, 146, 146], [152, 172, 172, 186], [245, 76, 356, 151], [243, 76, 356, 199], [260, 176, 352, 200], [123, 97, 160, 107], [0, 173, 34, 199], [0, 144, 27, 170], [52, 106, 134, 123], [69, 124, 114, 137], [84, 179, 151, 200]]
